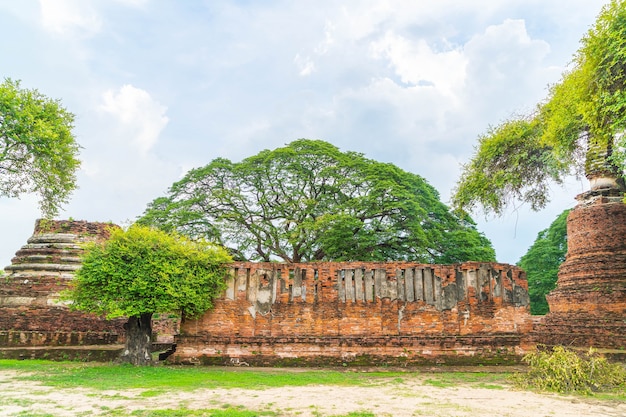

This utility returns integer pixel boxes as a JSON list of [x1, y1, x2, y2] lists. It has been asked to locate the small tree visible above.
[[66, 225, 232, 365], [0, 78, 80, 218], [518, 209, 570, 315]]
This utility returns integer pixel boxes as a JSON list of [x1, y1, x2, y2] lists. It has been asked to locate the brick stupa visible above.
[[0, 219, 125, 349], [535, 187, 626, 349]]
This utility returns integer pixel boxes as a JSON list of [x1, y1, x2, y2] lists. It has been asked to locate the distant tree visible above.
[[65, 225, 232, 365], [452, 0, 626, 215], [139, 139, 495, 263], [518, 209, 570, 315], [0, 79, 80, 217]]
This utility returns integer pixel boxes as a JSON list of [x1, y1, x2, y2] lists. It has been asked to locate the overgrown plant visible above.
[[512, 346, 626, 394], [453, 0, 626, 215], [64, 225, 232, 365]]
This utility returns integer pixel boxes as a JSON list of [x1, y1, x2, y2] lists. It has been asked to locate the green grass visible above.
[[2, 360, 625, 416], [0, 359, 407, 391]]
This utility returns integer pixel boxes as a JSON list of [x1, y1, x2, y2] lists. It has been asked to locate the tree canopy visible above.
[[0, 79, 80, 218], [139, 139, 495, 264], [518, 209, 570, 315], [65, 225, 232, 365], [453, 0, 626, 215]]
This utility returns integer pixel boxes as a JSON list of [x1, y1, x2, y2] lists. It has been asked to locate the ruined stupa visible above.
[[0, 219, 125, 352], [535, 183, 626, 349]]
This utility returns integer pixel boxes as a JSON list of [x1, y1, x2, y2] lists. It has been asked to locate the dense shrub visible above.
[[512, 346, 626, 394]]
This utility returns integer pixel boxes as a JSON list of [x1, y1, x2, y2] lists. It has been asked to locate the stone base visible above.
[[171, 334, 531, 366]]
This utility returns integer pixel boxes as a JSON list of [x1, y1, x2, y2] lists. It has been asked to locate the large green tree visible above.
[[453, 0, 626, 215], [0, 79, 80, 217], [518, 209, 570, 315], [139, 139, 495, 263], [65, 225, 232, 365]]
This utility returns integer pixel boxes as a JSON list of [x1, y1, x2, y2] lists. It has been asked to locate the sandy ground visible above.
[[1, 368, 625, 417]]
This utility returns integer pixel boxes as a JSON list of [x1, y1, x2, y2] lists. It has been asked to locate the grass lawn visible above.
[[0, 360, 623, 417]]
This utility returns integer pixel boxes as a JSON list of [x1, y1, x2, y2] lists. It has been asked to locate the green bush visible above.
[[512, 346, 626, 394]]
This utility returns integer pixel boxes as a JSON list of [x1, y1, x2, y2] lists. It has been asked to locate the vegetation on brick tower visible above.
[[452, 0, 626, 214], [139, 139, 495, 263], [65, 225, 232, 365], [518, 209, 569, 315], [0, 78, 80, 218]]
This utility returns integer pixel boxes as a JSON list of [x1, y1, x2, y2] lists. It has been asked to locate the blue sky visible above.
[[0, 0, 608, 268]]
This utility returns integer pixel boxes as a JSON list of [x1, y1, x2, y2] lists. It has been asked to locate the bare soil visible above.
[[1, 367, 625, 416]]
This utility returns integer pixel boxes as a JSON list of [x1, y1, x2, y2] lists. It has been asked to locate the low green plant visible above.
[[512, 346, 626, 394]]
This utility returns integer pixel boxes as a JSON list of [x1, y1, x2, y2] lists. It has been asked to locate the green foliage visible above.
[[453, 0, 626, 214], [518, 209, 570, 315], [453, 118, 567, 216], [0, 78, 80, 218], [512, 346, 626, 394], [579, 0, 626, 142], [65, 225, 232, 319], [139, 139, 495, 263]]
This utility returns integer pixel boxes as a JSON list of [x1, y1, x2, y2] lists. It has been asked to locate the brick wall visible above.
[[172, 261, 533, 366]]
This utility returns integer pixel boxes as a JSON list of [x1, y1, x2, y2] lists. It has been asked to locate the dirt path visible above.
[[1, 369, 624, 416]]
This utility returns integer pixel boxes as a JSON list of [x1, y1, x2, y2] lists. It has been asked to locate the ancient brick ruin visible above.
[[172, 261, 533, 366], [2, 207, 625, 364], [0, 220, 125, 357], [533, 190, 626, 349]]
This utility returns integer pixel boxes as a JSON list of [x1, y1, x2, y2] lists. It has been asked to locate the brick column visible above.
[[537, 189, 626, 349]]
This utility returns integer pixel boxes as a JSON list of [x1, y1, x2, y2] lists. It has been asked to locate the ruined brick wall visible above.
[[0, 219, 125, 347], [173, 261, 533, 366]]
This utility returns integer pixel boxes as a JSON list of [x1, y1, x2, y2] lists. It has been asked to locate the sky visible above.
[[0, 0, 609, 269]]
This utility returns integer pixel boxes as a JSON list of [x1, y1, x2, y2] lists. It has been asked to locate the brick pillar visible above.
[[537, 189, 626, 348]]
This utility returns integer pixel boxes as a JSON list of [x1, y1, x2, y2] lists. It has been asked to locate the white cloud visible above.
[[39, 0, 102, 37], [371, 32, 467, 99], [100, 85, 169, 154], [113, 0, 149, 7], [315, 20, 336, 55], [462, 19, 554, 120], [294, 54, 316, 76]]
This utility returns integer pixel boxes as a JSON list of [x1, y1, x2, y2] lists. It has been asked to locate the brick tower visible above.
[[536, 187, 626, 349]]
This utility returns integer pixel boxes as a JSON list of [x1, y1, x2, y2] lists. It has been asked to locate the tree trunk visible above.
[[119, 313, 153, 365]]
